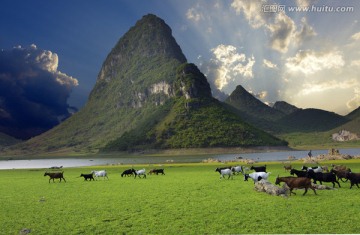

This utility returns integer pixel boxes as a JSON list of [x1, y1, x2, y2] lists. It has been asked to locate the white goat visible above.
[[134, 168, 146, 179], [91, 170, 109, 180], [244, 172, 271, 183], [215, 168, 233, 179]]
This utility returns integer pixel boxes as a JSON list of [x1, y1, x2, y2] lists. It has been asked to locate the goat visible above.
[[250, 165, 267, 172], [283, 165, 292, 172], [244, 172, 270, 183], [330, 169, 350, 183], [148, 169, 165, 175], [44, 172, 66, 183], [121, 169, 135, 177], [49, 166, 63, 169], [301, 166, 323, 173], [346, 172, 360, 189], [91, 170, 109, 180], [134, 169, 146, 179], [275, 176, 317, 196], [306, 170, 340, 188], [290, 169, 308, 177], [215, 168, 233, 179], [231, 166, 243, 175], [80, 173, 94, 181], [331, 164, 351, 172]]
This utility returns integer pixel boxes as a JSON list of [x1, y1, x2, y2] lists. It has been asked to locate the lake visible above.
[[1, 148, 359, 169]]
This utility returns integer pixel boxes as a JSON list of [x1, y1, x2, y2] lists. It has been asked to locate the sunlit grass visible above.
[[1, 161, 360, 234]]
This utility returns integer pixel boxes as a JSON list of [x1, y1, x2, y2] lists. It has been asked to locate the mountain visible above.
[[9, 14, 285, 154], [225, 85, 350, 134], [276, 108, 349, 133], [0, 132, 21, 148], [224, 85, 285, 133], [272, 101, 298, 115], [103, 63, 286, 151]]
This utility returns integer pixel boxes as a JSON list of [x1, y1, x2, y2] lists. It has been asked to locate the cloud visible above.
[[263, 59, 277, 69], [351, 31, 360, 40], [0, 44, 78, 139], [186, 6, 204, 22], [285, 50, 344, 75], [207, 44, 255, 90], [230, 0, 316, 53], [347, 87, 360, 110]]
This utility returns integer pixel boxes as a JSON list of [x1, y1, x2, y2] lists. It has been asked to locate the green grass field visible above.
[[1, 161, 360, 234]]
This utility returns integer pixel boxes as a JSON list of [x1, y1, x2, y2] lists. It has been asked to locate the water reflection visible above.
[[0, 148, 359, 169]]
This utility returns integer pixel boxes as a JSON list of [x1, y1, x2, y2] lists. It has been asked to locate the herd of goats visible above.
[[215, 164, 360, 196], [43, 163, 360, 196]]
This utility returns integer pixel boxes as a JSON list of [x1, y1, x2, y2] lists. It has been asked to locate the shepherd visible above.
[[308, 150, 312, 159]]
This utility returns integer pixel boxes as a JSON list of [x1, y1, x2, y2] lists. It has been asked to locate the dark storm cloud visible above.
[[0, 44, 78, 139]]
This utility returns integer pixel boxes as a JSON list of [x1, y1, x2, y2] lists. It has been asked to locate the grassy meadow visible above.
[[1, 161, 360, 234]]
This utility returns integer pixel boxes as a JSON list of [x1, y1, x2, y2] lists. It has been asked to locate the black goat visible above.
[[121, 169, 135, 177], [290, 169, 307, 177], [250, 165, 266, 172], [307, 170, 340, 188], [80, 173, 94, 181], [346, 172, 360, 189]]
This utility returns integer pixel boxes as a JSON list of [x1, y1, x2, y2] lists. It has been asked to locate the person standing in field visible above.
[[308, 150, 312, 159]]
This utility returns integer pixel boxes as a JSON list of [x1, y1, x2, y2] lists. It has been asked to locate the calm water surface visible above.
[[1, 148, 359, 169]]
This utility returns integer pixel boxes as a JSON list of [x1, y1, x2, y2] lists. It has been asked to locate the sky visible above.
[[1, 0, 360, 116]]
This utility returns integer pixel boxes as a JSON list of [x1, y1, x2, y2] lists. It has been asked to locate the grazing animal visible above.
[[330, 169, 350, 182], [231, 166, 243, 175], [91, 170, 109, 180], [275, 176, 317, 196], [121, 169, 135, 177], [346, 172, 360, 189], [321, 166, 329, 172], [134, 169, 146, 179], [290, 169, 308, 177], [44, 172, 66, 183], [301, 166, 323, 173], [283, 165, 292, 172], [306, 170, 340, 188], [250, 165, 267, 172], [244, 172, 271, 183], [148, 169, 165, 175], [80, 173, 94, 181], [215, 168, 233, 179], [331, 164, 351, 172]]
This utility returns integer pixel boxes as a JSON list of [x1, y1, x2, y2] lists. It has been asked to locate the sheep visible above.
[[275, 176, 317, 196], [80, 173, 94, 181], [91, 170, 109, 180], [215, 168, 233, 179], [44, 172, 66, 183], [345, 172, 360, 189], [250, 165, 267, 172], [244, 172, 271, 183], [306, 170, 340, 188]]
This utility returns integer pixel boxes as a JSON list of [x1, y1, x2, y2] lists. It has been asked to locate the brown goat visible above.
[[275, 176, 317, 196], [330, 169, 350, 182], [44, 172, 66, 183], [283, 165, 292, 172]]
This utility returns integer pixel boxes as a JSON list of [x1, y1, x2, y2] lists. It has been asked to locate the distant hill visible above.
[[272, 101, 298, 115], [8, 14, 286, 154], [0, 132, 21, 148]]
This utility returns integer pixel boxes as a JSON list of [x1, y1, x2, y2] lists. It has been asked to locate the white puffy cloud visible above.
[[347, 87, 360, 110], [209, 44, 255, 90], [231, 0, 266, 28], [186, 7, 204, 22], [285, 50, 344, 75]]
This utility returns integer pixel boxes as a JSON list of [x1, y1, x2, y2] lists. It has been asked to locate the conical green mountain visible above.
[[11, 14, 286, 154], [103, 63, 286, 151]]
